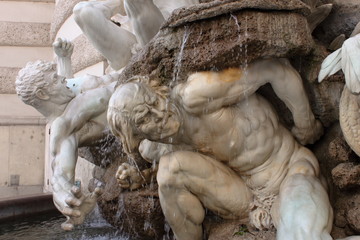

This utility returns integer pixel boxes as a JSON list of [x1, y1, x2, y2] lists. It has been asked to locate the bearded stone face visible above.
[[108, 82, 180, 154]]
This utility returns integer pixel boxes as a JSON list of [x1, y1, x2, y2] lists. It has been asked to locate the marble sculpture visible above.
[[15, 0, 360, 239]]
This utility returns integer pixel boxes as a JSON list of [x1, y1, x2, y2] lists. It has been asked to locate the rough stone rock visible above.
[[164, 0, 310, 28], [118, 1, 314, 84], [78, 133, 123, 167], [205, 218, 276, 240], [328, 136, 353, 162], [334, 209, 347, 228], [332, 162, 360, 190], [96, 158, 165, 240], [313, 0, 360, 45], [346, 204, 360, 233], [310, 123, 360, 238]]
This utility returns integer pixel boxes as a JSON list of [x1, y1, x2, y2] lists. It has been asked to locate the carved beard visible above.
[[156, 102, 181, 142]]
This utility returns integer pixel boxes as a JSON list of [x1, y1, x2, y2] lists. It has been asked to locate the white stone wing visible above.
[[341, 34, 360, 93], [318, 48, 341, 82], [318, 34, 360, 94]]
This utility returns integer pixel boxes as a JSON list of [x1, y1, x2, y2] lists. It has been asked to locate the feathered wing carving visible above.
[[341, 35, 360, 93], [339, 87, 360, 156], [319, 33, 360, 156], [318, 48, 342, 82]]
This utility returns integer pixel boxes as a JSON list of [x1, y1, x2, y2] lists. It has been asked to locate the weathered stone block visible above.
[[0, 67, 20, 94], [0, 22, 51, 47], [119, 0, 314, 84], [332, 162, 360, 189]]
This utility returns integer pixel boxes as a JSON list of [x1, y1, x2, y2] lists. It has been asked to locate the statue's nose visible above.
[[151, 108, 164, 122]]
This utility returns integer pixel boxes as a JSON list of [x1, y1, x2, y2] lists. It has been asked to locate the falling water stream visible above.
[[171, 26, 191, 87]]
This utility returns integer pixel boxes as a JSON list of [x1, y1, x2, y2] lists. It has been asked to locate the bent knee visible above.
[[73, 2, 110, 25], [288, 149, 320, 177], [73, 2, 90, 17], [288, 160, 316, 176], [157, 151, 194, 187]]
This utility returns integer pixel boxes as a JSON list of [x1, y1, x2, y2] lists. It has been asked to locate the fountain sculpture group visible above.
[[15, 0, 360, 239]]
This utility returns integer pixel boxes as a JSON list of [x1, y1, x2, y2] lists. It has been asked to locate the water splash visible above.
[[171, 26, 191, 88]]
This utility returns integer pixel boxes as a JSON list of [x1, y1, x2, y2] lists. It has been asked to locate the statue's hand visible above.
[[292, 119, 323, 145], [115, 163, 145, 190], [53, 38, 74, 58], [59, 186, 103, 231]]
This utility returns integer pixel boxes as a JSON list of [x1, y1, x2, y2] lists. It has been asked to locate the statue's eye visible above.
[[143, 116, 151, 124]]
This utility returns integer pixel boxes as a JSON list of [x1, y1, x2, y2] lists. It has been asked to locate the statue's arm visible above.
[[260, 58, 323, 144], [50, 88, 111, 229], [50, 130, 102, 230], [176, 58, 321, 144], [53, 38, 74, 78], [50, 87, 112, 163], [51, 133, 78, 212]]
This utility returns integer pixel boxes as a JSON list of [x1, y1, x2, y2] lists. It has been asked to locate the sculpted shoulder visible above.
[[62, 85, 114, 120]]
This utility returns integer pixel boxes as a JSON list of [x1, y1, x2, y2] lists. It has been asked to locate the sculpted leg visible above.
[[157, 151, 252, 240], [274, 147, 333, 240], [73, 0, 136, 70], [124, 0, 165, 46]]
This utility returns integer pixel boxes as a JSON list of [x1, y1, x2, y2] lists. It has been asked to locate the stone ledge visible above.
[[0, 67, 20, 94], [0, 46, 53, 68], [0, 94, 45, 125], [0, 1, 54, 23], [0, 22, 51, 47], [0, 192, 56, 222], [0, 186, 44, 200], [0, 116, 46, 126], [0, 0, 54, 3]]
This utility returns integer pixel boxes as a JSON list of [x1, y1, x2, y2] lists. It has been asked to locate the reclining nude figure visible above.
[[15, 39, 119, 230], [107, 58, 342, 240], [73, 0, 199, 71]]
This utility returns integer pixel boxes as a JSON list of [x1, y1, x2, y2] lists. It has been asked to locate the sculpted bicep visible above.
[[177, 69, 260, 114]]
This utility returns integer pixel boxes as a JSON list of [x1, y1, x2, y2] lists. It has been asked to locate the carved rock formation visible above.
[[95, 158, 165, 240], [332, 162, 360, 190], [118, 0, 314, 84]]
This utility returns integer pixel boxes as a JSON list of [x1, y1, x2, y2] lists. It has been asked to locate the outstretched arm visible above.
[[53, 38, 74, 78], [50, 88, 112, 230], [51, 136, 102, 231], [261, 59, 323, 144], [176, 58, 322, 144]]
